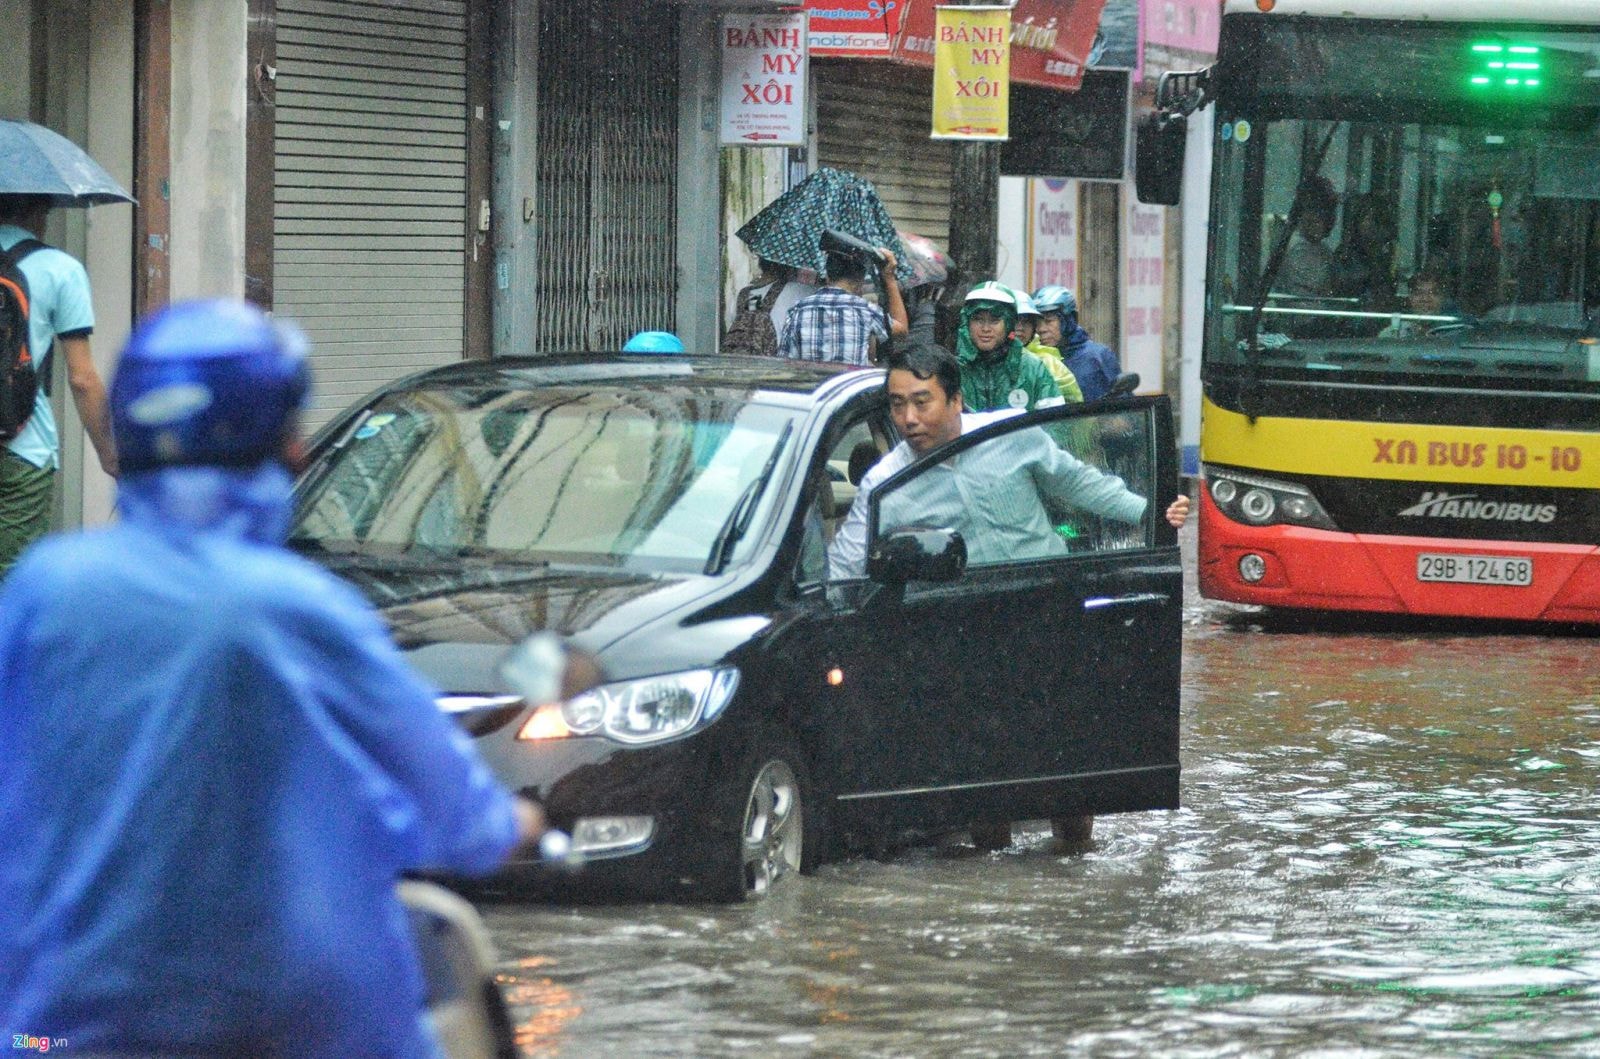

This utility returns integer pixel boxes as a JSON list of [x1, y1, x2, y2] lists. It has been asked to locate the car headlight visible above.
[[529, 667, 740, 746], [1204, 466, 1337, 530]]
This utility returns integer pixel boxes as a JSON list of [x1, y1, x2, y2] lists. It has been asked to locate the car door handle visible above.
[[1083, 592, 1169, 610]]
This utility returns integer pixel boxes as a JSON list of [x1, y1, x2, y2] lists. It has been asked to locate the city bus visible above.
[[1138, 0, 1600, 622]]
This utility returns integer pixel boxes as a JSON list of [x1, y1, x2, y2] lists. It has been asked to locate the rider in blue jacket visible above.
[[1032, 285, 1122, 402], [0, 299, 540, 1058]]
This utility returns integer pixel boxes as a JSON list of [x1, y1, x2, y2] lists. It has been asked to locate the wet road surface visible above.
[[483, 533, 1600, 1057]]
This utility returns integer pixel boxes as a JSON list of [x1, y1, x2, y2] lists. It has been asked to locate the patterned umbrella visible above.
[[736, 167, 912, 284], [0, 119, 135, 207]]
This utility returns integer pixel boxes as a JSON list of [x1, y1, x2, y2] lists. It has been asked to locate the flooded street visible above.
[[484, 535, 1600, 1056]]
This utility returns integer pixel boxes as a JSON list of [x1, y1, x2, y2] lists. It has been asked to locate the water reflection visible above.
[[484, 606, 1600, 1056]]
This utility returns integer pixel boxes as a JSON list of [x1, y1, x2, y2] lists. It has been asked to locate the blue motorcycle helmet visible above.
[[623, 330, 685, 354], [111, 298, 311, 474], [1031, 284, 1078, 319]]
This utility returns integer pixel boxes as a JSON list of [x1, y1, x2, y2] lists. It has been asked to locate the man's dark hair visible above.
[[884, 344, 960, 399], [824, 250, 868, 284], [0, 194, 52, 225]]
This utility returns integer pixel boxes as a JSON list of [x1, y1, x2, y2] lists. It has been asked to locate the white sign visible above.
[[1027, 178, 1078, 297], [720, 13, 808, 148], [1122, 199, 1166, 392]]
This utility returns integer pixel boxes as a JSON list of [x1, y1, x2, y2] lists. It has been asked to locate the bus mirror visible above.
[[1136, 112, 1187, 207]]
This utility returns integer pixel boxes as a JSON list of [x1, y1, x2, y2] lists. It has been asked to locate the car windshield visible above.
[[1208, 22, 1600, 393], [291, 384, 800, 573]]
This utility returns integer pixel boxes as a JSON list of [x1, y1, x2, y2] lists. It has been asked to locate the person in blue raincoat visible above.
[[0, 299, 543, 1058], [1032, 284, 1122, 402]]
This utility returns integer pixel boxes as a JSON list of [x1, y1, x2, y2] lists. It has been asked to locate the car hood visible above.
[[319, 557, 746, 693]]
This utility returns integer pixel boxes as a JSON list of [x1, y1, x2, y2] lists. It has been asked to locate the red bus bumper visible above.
[[1197, 487, 1600, 622]]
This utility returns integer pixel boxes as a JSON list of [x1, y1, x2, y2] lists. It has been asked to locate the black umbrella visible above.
[[0, 119, 135, 207]]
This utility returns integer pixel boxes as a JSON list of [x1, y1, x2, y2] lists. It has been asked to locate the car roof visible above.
[[383, 353, 878, 401]]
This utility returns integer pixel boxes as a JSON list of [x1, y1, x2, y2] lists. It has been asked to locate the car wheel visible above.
[[711, 730, 813, 901]]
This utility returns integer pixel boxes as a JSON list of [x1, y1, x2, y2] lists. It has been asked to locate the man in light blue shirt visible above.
[[828, 345, 1189, 580], [0, 194, 118, 576]]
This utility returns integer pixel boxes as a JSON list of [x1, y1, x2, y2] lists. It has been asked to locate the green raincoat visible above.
[[956, 298, 1063, 412]]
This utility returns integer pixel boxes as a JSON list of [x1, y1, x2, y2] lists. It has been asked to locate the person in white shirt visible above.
[[827, 345, 1189, 581]]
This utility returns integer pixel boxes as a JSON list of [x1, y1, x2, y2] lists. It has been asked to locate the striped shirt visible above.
[[777, 287, 887, 366]]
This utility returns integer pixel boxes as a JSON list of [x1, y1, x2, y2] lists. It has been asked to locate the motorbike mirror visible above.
[[500, 632, 605, 704]]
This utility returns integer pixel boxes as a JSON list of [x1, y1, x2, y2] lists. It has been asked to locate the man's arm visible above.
[[291, 577, 533, 874], [826, 482, 871, 581], [59, 335, 117, 477], [878, 248, 908, 338], [1033, 433, 1147, 524]]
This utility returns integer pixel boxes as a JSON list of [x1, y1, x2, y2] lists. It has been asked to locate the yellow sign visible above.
[[1202, 397, 1600, 490], [931, 5, 1010, 141]]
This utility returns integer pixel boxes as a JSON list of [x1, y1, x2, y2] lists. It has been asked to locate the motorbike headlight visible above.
[[559, 668, 740, 745]]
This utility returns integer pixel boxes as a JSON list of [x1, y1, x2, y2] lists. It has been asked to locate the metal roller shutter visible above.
[[534, 1, 679, 352], [815, 60, 953, 248], [274, 0, 469, 429]]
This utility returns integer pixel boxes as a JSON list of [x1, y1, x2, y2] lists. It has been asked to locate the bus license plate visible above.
[[1417, 553, 1533, 586]]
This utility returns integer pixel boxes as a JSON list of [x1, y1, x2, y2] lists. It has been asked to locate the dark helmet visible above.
[[111, 299, 310, 474]]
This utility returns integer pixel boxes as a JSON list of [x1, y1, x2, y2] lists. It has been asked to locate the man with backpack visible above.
[[0, 193, 117, 577]]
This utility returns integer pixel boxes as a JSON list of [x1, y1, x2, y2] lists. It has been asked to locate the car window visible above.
[[292, 386, 800, 572], [796, 410, 892, 587], [871, 405, 1158, 572]]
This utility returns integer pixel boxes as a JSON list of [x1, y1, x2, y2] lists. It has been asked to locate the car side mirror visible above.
[[1135, 112, 1186, 207], [868, 526, 967, 584]]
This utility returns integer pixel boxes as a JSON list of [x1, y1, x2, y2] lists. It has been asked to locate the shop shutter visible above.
[[273, 0, 469, 429], [815, 60, 953, 249], [533, 1, 679, 352]]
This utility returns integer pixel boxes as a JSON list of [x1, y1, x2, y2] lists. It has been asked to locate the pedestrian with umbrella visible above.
[[0, 118, 133, 577], [736, 167, 912, 363]]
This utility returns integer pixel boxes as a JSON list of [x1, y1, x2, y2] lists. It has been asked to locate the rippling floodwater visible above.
[[484, 544, 1600, 1056]]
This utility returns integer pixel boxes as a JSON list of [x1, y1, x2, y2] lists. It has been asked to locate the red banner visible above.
[[896, 0, 1107, 92], [804, 0, 908, 58]]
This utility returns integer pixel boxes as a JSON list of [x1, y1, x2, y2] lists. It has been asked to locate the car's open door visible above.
[[802, 397, 1183, 839]]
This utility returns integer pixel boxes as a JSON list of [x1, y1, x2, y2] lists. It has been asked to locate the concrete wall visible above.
[[678, 8, 724, 353], [169, 0, 247, 300], [0, 2, 30, 119]]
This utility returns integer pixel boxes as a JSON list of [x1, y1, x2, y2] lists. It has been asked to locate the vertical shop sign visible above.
[[720, 12, 809, 147], [1028, 178, 1079, 294], [1122, 198, 1166, 388], [805, 0, 906, 58], [931, 5, 1011, 140]]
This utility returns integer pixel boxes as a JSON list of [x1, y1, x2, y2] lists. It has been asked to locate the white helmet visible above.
[[1013, 290, 1040, 318], [963, 281, 1016, 308]]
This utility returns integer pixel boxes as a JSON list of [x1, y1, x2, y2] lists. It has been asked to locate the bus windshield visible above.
[[1207, 22, 1600, 394]]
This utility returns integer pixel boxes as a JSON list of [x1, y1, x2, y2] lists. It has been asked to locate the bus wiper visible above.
[[1244, 121, 1343, 419], [705, 421, 793, 575]]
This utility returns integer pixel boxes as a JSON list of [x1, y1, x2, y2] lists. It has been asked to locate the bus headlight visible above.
[[1203, 466, 1338, 530], [1239, 488, 1276, 523]]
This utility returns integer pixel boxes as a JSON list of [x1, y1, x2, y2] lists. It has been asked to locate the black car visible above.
[[290, 354, 1183, 900]]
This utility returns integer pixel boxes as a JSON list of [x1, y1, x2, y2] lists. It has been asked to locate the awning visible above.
[[896, 0, 1109, 91], [802, 0, 1110, 92]]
